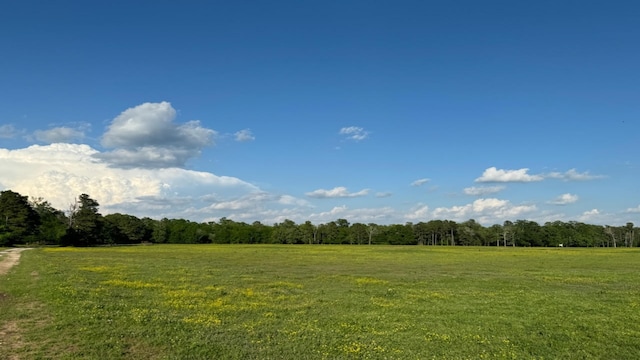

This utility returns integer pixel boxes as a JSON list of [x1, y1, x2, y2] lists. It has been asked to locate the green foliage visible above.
[[67, 194, 104, 246], [349, 222, 368, 245], [0, 190, 40, 245], [0, 189, 636, 248], [210, 218, 265, 244], [103, 213, 152, 244], [271, 219, 303, 244], [382, 223, 414, 245], [2, 246, 640, 359], [30, 197, 67, 245]]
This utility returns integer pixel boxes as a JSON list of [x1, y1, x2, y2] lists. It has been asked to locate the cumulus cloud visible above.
[[549, 193, 579, 205], [307, 205, 396, 224], [98, 102, 217, 168], [204, 192, 310, 211], [463, 186, 505, 196], [546, 169, 605, 181], [278, 195, 311, 206], [375, 192, 392, 198], [578, 209, 600, 222], [234, 129, 255, 142], [405, 204, 430, 220], [431, 198, 537, 224], [33, 126, 85, 143], [195, 193, 312, 224], [625, 205, 640, 213], [0, 143, 264, 221], [305, 186, 370, 199], [475, 167, 544, 183], [206, 192, 271, 211], [411, 178, 430, 187], [0, 124, 18, 138], [96, 147, 202, 169], [476, 167, 605, 183], [339, 126, 369, 141]]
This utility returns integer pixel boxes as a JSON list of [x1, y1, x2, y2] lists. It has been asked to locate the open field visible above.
[[1, 245, 639, 359]]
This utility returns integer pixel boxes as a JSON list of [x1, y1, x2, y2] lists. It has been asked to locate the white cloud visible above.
[[197, 193, 312, 225], [475, 167, 544, 183], [220, 204, 398, 225], [206, 193, 269, 211], [315, 205, 348, 218], [307, 205, 396, 224], [546, 169, 605, 181], [548, 193, 579, 205], [234, 129, 255, 142], [204, 192, 310, 212], [278, 194, 311, 206], [375, 192, 392, 198], [0, 143, 262, 221], [578, 209, 600, 222], [98, 102, 217, 168], [405, 204, 430, 220], [1, 141, 614, 226], [306, 186, 369, 199], [339, 126, 369, 141], [96, 147, 201, 169], [463, 185, 505, 196], [625, 205, 640, 213], [411, 178, 430, 187], [431, 198, 537, 224], [0, 124, 18, 139], [33, 126, 85, 143], [476, 167, 605, 184], [219, 206, 329, 225]]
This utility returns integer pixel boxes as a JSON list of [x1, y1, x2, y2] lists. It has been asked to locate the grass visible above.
[[1, 245, 640, 359]]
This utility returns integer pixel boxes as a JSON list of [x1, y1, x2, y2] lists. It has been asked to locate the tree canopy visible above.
[[0, 189, 637, 248], [0, 190, 40, 246]]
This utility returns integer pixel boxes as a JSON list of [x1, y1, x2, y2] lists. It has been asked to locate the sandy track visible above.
[[0, 248, 32, 275]]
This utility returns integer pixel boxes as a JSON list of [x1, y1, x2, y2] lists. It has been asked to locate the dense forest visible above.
[[0, 190, 637, 248]]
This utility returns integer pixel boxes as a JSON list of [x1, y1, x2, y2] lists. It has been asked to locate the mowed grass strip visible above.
[[1, 245, 639, 359]]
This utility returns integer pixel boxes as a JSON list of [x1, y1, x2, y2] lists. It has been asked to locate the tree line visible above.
[[0, 190, 637, 247]]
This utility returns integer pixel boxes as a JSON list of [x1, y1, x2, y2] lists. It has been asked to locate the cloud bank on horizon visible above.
[[0, 101, 626, 226]]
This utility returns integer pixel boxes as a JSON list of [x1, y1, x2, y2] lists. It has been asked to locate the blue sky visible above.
[[1, 1, 638, 225]]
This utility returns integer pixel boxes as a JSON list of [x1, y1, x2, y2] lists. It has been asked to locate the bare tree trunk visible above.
[[605, 226, 616, 248], [366, 225, 376, 245], [67, 198, 78, 228]]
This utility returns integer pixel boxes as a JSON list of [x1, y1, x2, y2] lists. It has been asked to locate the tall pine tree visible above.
[[65, 194, 103, 246]]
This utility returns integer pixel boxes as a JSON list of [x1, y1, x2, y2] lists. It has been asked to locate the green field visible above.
[[1, 245, 639, 359]]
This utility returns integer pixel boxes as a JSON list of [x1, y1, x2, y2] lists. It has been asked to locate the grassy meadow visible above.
[[1, 245, 639, 359]]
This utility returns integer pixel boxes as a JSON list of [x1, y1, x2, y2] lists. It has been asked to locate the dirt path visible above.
[[0, 248, 32, 275], [0, 248, 34, 360]]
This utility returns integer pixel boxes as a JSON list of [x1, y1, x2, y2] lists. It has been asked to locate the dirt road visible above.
[[0, 248, 32, 275]]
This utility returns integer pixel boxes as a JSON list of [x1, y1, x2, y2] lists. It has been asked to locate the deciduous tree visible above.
[[0, 190, 40, 245], [31, 197, 67, 245]]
